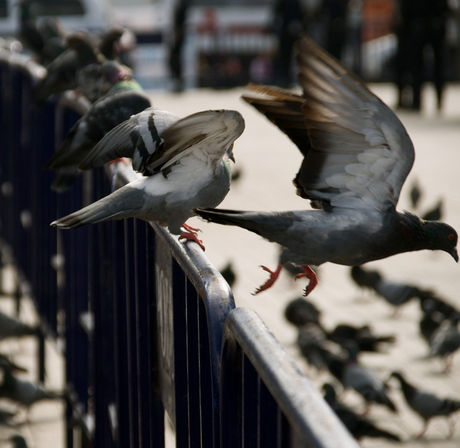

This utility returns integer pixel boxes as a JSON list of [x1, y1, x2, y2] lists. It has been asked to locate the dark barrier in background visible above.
[[0, 49, 358, 448]]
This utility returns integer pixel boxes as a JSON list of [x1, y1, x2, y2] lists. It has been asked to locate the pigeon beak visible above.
[[452, 247, 459, 263], [226, 144, 235, 163]]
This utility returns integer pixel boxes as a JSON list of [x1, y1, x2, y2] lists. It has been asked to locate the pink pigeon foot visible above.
[[182, 222, 201, 233], [253, 264, 283, 295], [179, 231, 205, 251]]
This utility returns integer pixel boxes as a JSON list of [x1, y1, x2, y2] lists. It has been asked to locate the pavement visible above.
[[1, 82, 460, 447]]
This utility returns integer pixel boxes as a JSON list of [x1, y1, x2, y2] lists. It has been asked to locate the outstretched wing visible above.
[[296, 35, 414, 212]]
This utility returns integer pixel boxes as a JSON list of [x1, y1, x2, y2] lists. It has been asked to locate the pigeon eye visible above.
[[448, 234, 455, 241]]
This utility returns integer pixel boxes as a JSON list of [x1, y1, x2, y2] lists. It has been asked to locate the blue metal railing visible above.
[[0, 48, 358, 448]]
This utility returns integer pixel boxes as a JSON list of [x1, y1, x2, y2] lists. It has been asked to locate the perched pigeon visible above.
[[322, 383, 401, 442], [0, 312, 38, 341], [327, 342, 397, 413], [428, 314, 460, 373], [32, 32, 101, 103], [284, 297, 322, 327], [328, 323, 396, 353], [50, 110, 245, 249], [196, 35, 458, 297], [45, 61, 151, 177], [391, 370, 460, 438]]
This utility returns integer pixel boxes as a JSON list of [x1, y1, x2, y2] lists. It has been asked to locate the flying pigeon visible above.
[[50, 109, 245, 249], [322, 383, 401, 442], [391, 370, 460, 438], [45, 61, 151, 178], [195, 35, 458, 297]]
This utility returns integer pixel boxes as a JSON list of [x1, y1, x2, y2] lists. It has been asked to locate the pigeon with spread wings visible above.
[[196, 35, 458, 296], [51, 109, 245, 249]]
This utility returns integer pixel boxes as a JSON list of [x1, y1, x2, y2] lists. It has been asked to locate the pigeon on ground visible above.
[[296, 322, 331, 371], [328, 323, 396, 353], [418, 289, 458, 320], [45, 61, 151, 179], [349, 265, 382, 297], [391, 370, 460, 438], [7, 434, 29, 448], [327, 342, 397, 413], [409, 178, 422, 209], [421, 198, 443, 222], [428, 313, 460, 373], [219, 261, 237, 288], [0, 312, 38, 341], [195, 35, 458, 297], [0, 362, 62, 412], [284, 296, 322, 327], [50, 109, 245, 249], [419, 297, 447, 343], [371, 276, 422, 316], [322, 383, 401, 442]]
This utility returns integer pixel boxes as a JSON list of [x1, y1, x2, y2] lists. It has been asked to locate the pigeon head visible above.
[[421, 220, 458, 262]]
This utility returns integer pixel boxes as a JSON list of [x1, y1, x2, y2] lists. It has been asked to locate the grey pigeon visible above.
[[391, 370, 460, 438], [195, 35, 458, 297], [296, 322, 331, 371], [50, 109, 245, 249], [322, 383, 401, 442], [0, 312, 37, 341], [327, 342, 397, 413], [45, 61, 151, 177], [0, 362, 62, 411], [428, 313, 460, 373]]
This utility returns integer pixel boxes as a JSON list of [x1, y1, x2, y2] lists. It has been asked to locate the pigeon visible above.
[[0, 362, 62, 411], [45, 61, 151, 177], [284, 296, 322, 327], [0, 312, 38, 341], [327, 342, 397, 413], [322, 383, 401, 442], [428, 313, 460, 373], [328, 323, 396, 353], [418, 289, 458, 319], [419, 297, 447, 343], [7, 434, 29, 448], [371, 276, 422, 316], [296, 322, 331, 371], [409, 178, 422, 209], [421, 198, 443, 222], [195, 35, 458, 297], [349, 265, 382, 296], [50, 109, 245, 249], [32, 32, 101, 103], [390, 370, 460, 438], [219, 261, 237, 288]]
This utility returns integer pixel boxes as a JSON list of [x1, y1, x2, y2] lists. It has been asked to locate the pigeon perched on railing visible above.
[[51, 109, 245, 250], [195, 35, 458, 297], [390, 370, 460, 438], [44, 61, 152, 187], [322, 383, 401, 442]]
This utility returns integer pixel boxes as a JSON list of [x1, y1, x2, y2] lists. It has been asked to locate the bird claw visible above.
[[182, 223, 201, 233], [294, 265, 318, 296], [252, 265, 282, 295], [179, 232, 205, 251]]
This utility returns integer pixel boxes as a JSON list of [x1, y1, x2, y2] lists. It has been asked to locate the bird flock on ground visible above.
[[3, 0, 460, 446]]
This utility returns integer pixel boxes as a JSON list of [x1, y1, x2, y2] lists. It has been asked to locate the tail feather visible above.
[[51, 187, 144, 229]]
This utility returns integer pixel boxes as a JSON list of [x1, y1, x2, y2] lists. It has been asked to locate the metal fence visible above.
[[0, 49, 358, 448]]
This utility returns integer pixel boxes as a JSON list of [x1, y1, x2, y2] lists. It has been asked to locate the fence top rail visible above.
[[0, 48, 46, 81], [223, 307, 359, 448]]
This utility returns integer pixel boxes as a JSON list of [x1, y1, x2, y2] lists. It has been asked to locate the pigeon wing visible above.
[[296, 35, 415, 212]]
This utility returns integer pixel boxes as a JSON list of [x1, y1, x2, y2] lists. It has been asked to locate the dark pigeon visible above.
[[296, 322, 331, 371], [350, 265, 382, 296], [391, 371, 460, 438], [409, 178, 422, 209], [196, 35, 458, 297], [322, 383, 401, 442], [284, 297, 322, 327], [428, 313, 460, 373]]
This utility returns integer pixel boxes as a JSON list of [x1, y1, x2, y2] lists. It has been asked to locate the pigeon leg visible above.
[[182, 223, 201, 234], [295, 265, 318, 296], [179, 232, 205, 251], [253, 265, 283, 295], [448, 417, 456, 438], [414, 421, 429, 439]]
